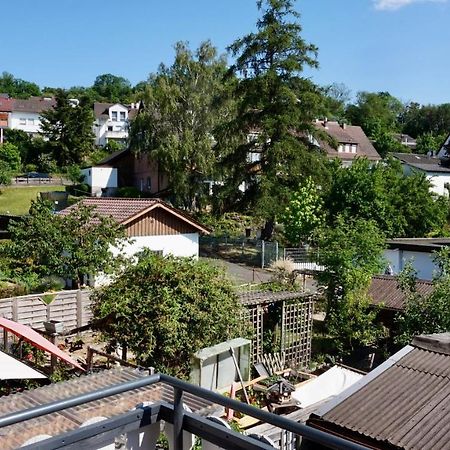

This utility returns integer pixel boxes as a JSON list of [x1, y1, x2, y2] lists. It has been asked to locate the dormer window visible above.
[[120, 111, 126, 121], [111, 111, 118, 121], [338, 143, 358, 153]]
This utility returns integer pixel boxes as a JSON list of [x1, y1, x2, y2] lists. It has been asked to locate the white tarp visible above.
[[0, 351, 47, 380], [292, 365, 363, 408]]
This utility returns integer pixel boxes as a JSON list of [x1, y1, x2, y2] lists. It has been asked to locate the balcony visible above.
[[0, 372, 369, 450]]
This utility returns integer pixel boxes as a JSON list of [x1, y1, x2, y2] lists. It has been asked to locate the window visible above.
[[27, 118, 34, 125], [108, 126, 113, 131], [119, 111, 126, 121], [111, 111, 118, 121], [19, 118, 26, 125]]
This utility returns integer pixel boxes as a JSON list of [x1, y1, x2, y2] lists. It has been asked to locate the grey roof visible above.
[[314, 120, 381, 161], [391, 152, 450, 173], [369, 275, 433, 311], [309, 334, 450, 450], [238, 290, 314, 306], [386, 237, 450, 252]]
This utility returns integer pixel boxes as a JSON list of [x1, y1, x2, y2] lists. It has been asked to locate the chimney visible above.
[[324, 117, 328, 129], [342, 122, 347, 130]]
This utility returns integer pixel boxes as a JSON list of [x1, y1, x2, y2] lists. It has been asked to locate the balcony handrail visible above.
[[0, 372, 369, 450]]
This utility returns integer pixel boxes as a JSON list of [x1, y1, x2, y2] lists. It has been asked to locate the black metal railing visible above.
[[0, 373, 369, 450]]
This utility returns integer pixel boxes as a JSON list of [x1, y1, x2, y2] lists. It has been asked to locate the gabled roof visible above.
[[369, 275, 434, 311], [391, 152, 450, 173], [314, 120, 381, 161], [59, 197, 210, 234], [96, 147, 130, 166], [309, 333, 450, 450], [11, 96, 56, 114], [93, 102, 114, 119]]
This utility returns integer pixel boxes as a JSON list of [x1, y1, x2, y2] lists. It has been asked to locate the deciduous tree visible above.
[[91, 251, 242, 377], [130, 41, 231, 210], [7, 200, 125, 287], [316, 217, 386, 353], [280, 176, 324, 246]]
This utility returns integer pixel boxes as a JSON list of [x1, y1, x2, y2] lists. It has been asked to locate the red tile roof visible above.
[[11, 97, 56, 114], [369, 275, 434, 311], [0, 98, 13, 112], [60, 198, 210, 234], [314, 120, 381, 161]]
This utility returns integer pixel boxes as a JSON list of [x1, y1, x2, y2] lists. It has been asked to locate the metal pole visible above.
[[173, 387, 184, 450], [261, 240, 265, 268]]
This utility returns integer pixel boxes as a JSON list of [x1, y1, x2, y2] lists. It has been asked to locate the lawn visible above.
[[0, 186, 65, 215]]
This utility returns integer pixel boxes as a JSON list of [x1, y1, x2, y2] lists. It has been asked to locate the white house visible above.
[[93, 102, 139, 147], [81, 167, 118, 197], [8, 97, 56, 136], [391, 152, 450, 196], [383, 238, 450, 280], [59, 197, 210, 261]]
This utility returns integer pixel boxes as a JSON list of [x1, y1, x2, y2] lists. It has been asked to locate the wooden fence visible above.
[[0, 289, 92, 332]]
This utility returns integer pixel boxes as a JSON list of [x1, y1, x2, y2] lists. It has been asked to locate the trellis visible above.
[[239, 291, 315, 370]]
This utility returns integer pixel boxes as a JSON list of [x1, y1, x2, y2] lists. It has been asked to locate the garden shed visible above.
[[239, 291, 315, 371]]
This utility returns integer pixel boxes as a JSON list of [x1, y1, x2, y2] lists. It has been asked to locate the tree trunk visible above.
[[261, 218, 275, 241]]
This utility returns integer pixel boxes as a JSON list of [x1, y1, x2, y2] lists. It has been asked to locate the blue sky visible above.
[[2, 0, 450, 104]]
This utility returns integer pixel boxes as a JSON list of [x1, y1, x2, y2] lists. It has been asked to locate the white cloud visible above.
[[373, 0, 446, 10]]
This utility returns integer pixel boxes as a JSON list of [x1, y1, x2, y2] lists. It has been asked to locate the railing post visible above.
[[261, 240, 265, 268], [173, 387, 184, 450]]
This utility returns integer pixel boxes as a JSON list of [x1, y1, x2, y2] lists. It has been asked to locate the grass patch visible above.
[[0, 186, 65, 215]]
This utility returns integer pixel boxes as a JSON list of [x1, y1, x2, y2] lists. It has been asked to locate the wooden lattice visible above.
[[281, 298, 313, 368], [242, 305, 264, 366]]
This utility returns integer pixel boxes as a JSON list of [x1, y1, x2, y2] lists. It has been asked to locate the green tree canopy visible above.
[[280, 176, 324, 246], [316, 217, 386, 353], [130, 41, 231, 210], [217, 0, 330, 233], [92, 73, 132, 103], [6, 200, 126, 287], [323, 157, 447, 238], [91, 252, 243, 377], [401, 102, 450, 138], [0, 142, 21, 172], [0, 72, 41, 98], [40, 89, 95, 166]]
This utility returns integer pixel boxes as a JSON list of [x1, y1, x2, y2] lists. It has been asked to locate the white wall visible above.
[[94, 233, 199, 286], [93, 104, 129, 146], [426, 172, 450, 196], [81, 167, 117, 196], [383, 248, 437, 280], [9, 111, 42, 134], [121, 234, 199, 259]]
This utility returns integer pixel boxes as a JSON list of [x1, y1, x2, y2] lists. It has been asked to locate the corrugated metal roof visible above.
[[311, 343, 450, 450], [0, 367, 214, 449], [369, 275, 433, 311]]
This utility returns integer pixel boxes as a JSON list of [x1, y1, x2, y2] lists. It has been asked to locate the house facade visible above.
[[93, 102, 139, 147], [85, 148, 169, 196], [8, 97, 56, 136], [383, 237, 450, 280], [313, 119, 381, 167], [60, 197, 209, 260], [391, 152, 450, 196]]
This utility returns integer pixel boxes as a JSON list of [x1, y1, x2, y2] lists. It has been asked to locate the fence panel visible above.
[[283, 247, 324, 273]]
